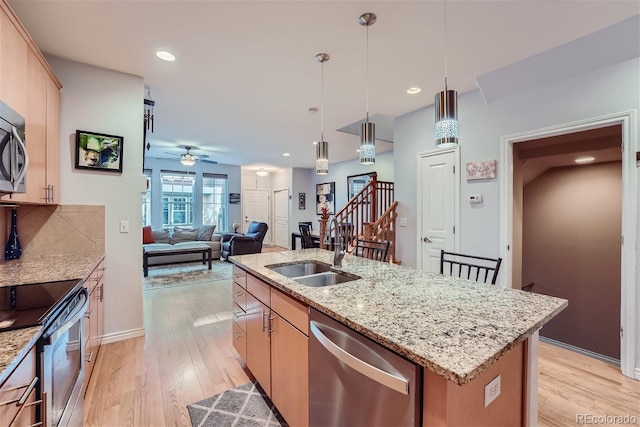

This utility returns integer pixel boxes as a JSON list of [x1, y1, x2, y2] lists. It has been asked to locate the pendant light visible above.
[[358, 13, 376, 165], [435, 0, 458, 148], [315, 53, 330, 175]]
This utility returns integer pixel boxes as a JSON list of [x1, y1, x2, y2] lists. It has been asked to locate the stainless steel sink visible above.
[[267, 261, 332, 278], [266, 261, 359, 287], [294, 271, 358, 287]]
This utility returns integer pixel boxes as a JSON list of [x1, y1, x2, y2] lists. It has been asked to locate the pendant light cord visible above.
[[444, 0, 449, 90], [366, 23, 370, 122], [321, 60, 325, 142]]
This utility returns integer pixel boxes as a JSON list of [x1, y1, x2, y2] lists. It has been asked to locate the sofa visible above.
[[220, 221, 268, 261], [142, 225, 222, 266]]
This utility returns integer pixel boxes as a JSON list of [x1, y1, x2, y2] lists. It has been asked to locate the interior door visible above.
[[273, 189, 289, 248], [242, 188, 270, 245], [419, 151, 456, 273]]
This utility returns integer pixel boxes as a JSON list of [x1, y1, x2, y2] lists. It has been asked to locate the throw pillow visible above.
[[142, 226, 154, 244], [172, 227, 199, 243], [196, 225, 216, 241], [151, 229, 171, 244]]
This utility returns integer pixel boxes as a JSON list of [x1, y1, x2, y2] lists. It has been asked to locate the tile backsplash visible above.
[[0, 204, 105, 260]]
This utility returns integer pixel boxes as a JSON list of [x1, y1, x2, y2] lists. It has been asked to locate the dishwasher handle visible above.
[[310, 320, 409, 395]]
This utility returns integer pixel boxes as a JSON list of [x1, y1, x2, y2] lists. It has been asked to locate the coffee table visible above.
[[143, 243, 212, 277]]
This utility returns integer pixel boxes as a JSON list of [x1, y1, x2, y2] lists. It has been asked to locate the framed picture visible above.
[[347, 172, 376, 200], [298, 193, 306, 210], [75, 130, 123, 173], [316, 182, 335, 215]]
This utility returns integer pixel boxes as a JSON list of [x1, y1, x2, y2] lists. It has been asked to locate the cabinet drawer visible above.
[[247, 274, 270, 306], [233, 265, 247, 288], [0, 347, 37, 427], [271, 288, 309, 336], [232, 320, 247, 362], [232, 302, 247, 332], [232, 282, 247, 311]]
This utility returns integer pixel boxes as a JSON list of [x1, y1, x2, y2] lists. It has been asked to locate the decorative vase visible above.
[[4, 209, 22, 260]]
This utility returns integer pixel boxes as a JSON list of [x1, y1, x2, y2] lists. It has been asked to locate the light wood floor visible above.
[[84, 253, 639, 426]]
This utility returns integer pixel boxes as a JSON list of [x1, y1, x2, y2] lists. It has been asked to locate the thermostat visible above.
[[469, 194, 483, 204]]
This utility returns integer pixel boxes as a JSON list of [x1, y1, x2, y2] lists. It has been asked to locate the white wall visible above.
[[47, 56, 145, 342], [394, 57, 639, 268]]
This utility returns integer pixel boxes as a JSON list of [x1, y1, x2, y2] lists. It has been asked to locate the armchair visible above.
[[220, 221, 269, 260]]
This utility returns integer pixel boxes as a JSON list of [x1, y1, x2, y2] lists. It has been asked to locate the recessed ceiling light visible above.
[[283, 153, 290, 157], [406, 87, 421, 95], [156, 50, 176, 61], [575, 156, 595, 164]]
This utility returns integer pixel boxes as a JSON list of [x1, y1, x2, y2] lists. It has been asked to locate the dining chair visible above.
[[299, 223, 317, 249], [298, 221, 313, 231], [439, 250, 502, 284], [353, 238, 390, 262]]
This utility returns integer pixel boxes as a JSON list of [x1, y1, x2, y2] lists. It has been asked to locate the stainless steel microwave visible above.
[[0, 100, 27, 194]]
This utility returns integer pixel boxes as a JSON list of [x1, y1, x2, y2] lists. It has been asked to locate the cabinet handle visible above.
[[85, 309, 93, 319], [234, 291, 244, 297], [233, 310, 248, 319], [85, 351, 94, 363], [268, 314, 276, 334], [233, 331, 243, 340], [0, 377, 38, 407], [48, 185, 54, 203], [261, 310, 270, 332], [99, 284, 104, 302]]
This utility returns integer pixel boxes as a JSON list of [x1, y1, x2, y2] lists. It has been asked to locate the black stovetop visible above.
[[0, 279, 82, 332]]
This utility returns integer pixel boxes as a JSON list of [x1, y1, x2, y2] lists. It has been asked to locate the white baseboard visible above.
[[100, 327, 145, 345], [635, 367, 640, 380]]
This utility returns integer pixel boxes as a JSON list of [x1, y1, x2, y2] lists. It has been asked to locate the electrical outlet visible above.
[[484, 375, 501, 407], [119, 220, 129, 233]]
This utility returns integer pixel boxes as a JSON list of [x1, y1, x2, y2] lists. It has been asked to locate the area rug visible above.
[[143, 261, 233, 290], [187, 381, 287, 427]]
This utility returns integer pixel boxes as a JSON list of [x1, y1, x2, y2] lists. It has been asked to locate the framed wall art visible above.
[[316, 182, 335, 215], [75, 130, 123, 173], [298, 193, 306, 210], [466, 160, 497, 180]]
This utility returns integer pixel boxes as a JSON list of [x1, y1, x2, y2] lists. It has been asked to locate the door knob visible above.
[[423, 237, 432, 243]]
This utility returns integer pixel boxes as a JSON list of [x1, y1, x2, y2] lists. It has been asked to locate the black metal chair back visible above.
[[353, 239, 389, 262], [299, 223, 316, 249], [439, 250, 502, 284]]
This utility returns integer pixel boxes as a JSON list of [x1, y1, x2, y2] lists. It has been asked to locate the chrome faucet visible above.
[[326, 218, 345, 267]]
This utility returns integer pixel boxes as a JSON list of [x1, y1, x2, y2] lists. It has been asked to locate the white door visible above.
[[242, 188, 270, 245], [274, 189, 289, 248], [418, 150, 456, 273]]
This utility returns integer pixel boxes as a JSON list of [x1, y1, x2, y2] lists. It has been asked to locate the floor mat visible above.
[[187, 382, 287, 427]]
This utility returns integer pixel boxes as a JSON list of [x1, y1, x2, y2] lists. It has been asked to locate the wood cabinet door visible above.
[[0, 346, 36, 427], [0, 9, 27, 116], [45, 77, 60, 203], [270, 313, 309, 427], [245, 292, 271, 397]]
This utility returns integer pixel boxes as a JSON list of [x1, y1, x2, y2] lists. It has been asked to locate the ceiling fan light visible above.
[[180, 157, 196, 166], [256, 169, 269, 177]]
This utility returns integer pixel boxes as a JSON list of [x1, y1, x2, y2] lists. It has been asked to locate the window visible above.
[[161, 172, 194, 227], [203, 173, 228, 231], [142, 169, 151, 226]]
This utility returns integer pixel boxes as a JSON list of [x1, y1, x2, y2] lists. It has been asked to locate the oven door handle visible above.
[[42, 288, 88, 345]]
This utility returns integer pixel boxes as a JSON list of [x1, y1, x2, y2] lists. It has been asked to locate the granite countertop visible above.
[[0, 255, 104, 385], [230, 249, 568, 386]]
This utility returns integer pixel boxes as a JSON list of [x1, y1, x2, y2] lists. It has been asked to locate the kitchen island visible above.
[[230, 249, 567, 426]]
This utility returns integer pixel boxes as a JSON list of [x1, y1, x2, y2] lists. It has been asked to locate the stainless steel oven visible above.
[[0, 100, 27, 194], [38, 287, 88, 427]]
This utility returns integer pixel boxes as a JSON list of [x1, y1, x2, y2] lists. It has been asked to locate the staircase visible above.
[[324, 175, 398, 263]]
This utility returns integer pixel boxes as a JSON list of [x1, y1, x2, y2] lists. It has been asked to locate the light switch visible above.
[[120, 220, 129, 233], [398, 218, 408, 227]]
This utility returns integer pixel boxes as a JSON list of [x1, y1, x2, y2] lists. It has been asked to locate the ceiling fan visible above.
[[165, 146, 217, 165]]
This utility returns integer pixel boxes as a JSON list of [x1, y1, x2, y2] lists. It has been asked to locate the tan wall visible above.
[[522, 161, 621, 359], [1, 204, 105, 260]]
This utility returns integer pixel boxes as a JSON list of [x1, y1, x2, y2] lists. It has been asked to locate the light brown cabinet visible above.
[[0, 346, 38, 427], [83, 259, 105, 394], [232, 266, 309, 426], [0, 0, 61, 204]]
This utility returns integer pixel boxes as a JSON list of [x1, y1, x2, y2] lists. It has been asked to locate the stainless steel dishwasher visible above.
[[309, 308, 420, 426]]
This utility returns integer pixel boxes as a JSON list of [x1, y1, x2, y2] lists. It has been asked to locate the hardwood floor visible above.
[[84, 253, 639, 426]]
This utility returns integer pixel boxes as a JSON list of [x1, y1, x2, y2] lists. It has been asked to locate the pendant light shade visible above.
[[315, 53, 330, 175], [435, 0, 459, 149], [359, 12, 376, 165], [316, 140, 329, 175], [435, 88, 458, 148]]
